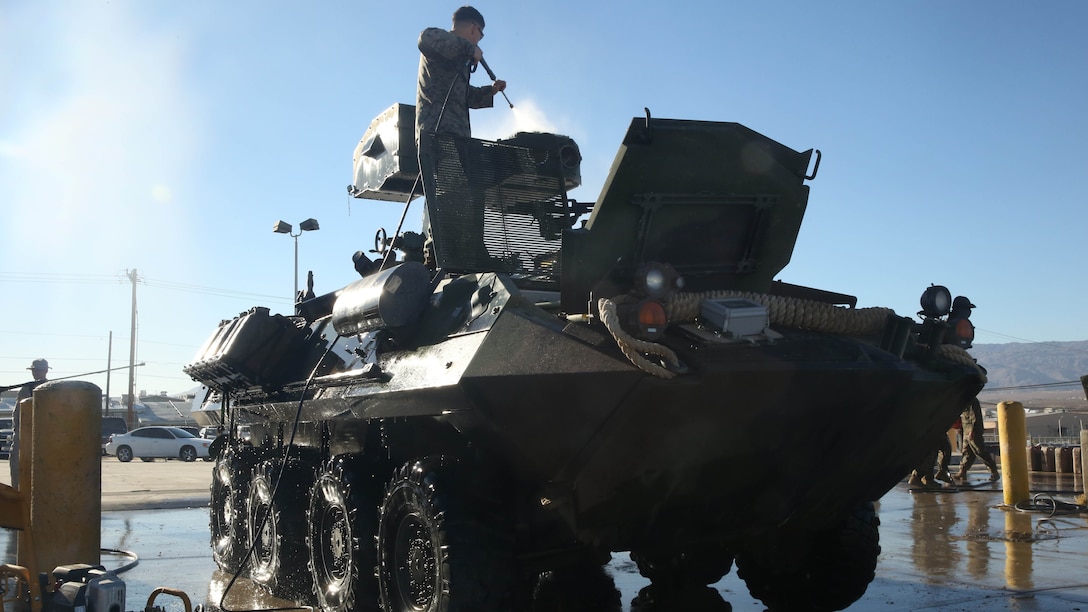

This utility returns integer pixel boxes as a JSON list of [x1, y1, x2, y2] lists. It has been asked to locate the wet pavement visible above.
[[1, 460, 1086, 611]]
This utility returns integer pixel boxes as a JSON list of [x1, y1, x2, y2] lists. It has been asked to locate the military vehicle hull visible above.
[[187, 108, 984, 612]]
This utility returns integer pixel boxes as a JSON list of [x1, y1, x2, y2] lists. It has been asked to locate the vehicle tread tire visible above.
[[377, 457, 517, 612], [247, 456, 315, 600], [210, 443, 261, 573], [735, 501, 880, 612], [307, 455, 382, 612], [116, 446, 133, 463], [631, 545, 733, 587]]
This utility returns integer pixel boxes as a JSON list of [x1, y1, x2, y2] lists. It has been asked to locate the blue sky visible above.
[[2, 1, 1086, 396]]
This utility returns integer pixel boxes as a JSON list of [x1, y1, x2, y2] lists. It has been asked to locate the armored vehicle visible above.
[[185, 104, 984, 611]]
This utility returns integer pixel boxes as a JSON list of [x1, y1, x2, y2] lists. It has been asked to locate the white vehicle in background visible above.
[[105, 426, 211, 462], [0, 415, 13, 460]]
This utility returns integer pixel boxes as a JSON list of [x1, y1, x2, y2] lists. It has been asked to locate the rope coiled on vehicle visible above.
[[597, 296, 680, 379], [936, 343, 988, 383], [598, 290, 985, 382], [665, 290, 892, 336]]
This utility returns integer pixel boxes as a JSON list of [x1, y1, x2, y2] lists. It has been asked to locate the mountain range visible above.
[[970, 340, 1088, 388]]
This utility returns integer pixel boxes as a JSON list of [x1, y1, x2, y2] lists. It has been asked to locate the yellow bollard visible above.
[[23, 381, 102, 578], [997, 401, 1030, 506], [1081, 430, 1087, 503]]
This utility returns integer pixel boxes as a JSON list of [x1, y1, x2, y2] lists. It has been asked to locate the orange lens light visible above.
[[638, 300, 668, 336]]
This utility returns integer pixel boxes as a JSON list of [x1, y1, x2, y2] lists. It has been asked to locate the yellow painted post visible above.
[[23, 381, 102, 578], [14, 396, 38, 607], [1081, 430, 1087, 502], [997, 401, 1029, 506]]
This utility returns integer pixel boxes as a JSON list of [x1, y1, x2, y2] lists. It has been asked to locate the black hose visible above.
[[216, 336, 341, 612], [100, 547, 139, 574]]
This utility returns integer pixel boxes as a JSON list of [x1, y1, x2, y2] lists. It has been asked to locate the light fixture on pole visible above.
[[273, 218, 320, 301]]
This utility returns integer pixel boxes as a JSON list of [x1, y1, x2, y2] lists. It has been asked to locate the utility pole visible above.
[[126, 269, 138, 429], [105, 331, 112, 416]]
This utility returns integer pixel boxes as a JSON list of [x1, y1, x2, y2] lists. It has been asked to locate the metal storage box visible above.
[[700, 298, 769, 337], [350, 103, 419, 201]]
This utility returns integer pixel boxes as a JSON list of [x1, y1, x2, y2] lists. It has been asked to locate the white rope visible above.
[[666, 290, 893, 337], [936, 344, 989, 384], [597, 297, 679, 379], [596, 289, 977, 381]]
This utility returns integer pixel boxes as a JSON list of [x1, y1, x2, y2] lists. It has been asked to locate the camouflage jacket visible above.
[[415, 27, 495, 145]]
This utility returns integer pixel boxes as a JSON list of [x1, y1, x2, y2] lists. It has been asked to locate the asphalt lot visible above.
[[0, 455, 214, 511]]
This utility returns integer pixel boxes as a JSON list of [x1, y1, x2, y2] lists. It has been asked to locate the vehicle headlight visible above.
[[635, 262, 682, 300], [919, 284, 951, 318]]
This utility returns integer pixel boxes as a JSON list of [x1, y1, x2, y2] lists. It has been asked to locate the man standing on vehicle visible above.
[[415, 6, 506, 147], [415, 6, 507, 270], [11, 358, 49, 489]]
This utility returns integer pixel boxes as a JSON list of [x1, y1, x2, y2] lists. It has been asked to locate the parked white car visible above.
[[0, 417, 13, 459], [105, 426, 211, 462]]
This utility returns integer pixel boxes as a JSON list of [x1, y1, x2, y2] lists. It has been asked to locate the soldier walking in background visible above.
[[955, 397, 1000, 481]]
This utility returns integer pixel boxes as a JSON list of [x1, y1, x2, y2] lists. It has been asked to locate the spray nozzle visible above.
[[478, 58, 514, 109]]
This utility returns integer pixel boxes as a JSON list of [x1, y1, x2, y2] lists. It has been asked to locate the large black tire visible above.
[[377, 458, 517, 612], [630, 544, 733, 588], [735, 501, 881, 612], [307, 455, 382, 612], [209, 444, 260, 573], [246, 457, 315, 601]]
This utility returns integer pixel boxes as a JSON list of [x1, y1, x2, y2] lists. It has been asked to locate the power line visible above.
[[0, 272, 126, 284], [142, 277, 289, 303], [0, 272, 288, 303], [983, 380, 1083, 392], [975, 329, 1088, 354]]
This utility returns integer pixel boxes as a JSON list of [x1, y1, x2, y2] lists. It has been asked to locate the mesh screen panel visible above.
[[421, 135, 571, 284]]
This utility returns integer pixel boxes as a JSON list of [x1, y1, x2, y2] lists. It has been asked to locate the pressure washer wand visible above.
[[479, 58, 513, 109], [0, 362, 146, 392]]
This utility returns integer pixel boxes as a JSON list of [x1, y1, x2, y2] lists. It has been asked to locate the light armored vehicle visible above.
[[185, 104, 984, 611]]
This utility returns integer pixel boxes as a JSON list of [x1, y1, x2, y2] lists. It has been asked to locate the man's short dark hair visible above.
[[453, 6, 485, 29]]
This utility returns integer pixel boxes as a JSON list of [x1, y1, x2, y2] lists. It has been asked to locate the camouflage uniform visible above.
[[415, 27, 495, 145], [415, 27, 497, 270], [955, 397, 999, 479]]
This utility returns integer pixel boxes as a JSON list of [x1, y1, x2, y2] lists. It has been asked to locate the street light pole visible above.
[[292, 232, 300, 301], [273, 218, 320, 302]]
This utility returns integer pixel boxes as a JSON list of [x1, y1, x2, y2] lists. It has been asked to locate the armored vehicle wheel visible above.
[[210, 444, 260, 573], [246, 457, 315, 600], [377, 458, 516, 612], [735, 501, 880, 612], [630, 545, 733, 587], [307, 456, 381, 612], [115, 446, 133, 462]]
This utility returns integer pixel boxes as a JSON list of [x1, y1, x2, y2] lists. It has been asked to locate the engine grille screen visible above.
[[420, 134, 572, 285]]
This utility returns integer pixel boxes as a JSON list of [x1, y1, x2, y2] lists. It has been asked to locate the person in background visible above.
[[11, 358, 49, 489], [909, 430, 954, 488], [955, 397, 1000, 481]]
